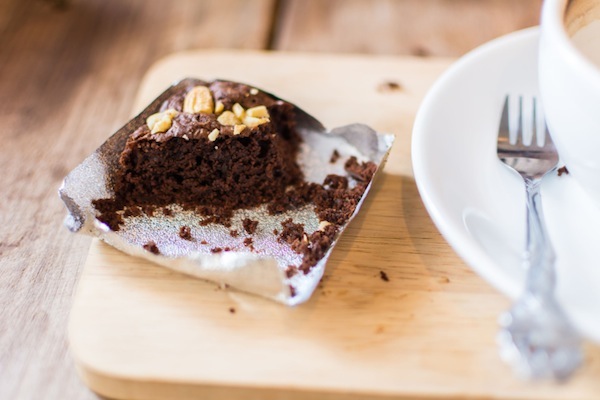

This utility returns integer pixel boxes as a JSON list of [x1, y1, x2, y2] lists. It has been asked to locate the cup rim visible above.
[[542, 0, 600, 85]]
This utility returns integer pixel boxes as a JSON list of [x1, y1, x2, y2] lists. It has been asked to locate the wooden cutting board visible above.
[[69, 50, 600, 400]]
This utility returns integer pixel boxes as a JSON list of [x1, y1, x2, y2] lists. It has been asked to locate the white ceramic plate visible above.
[[412, 27, 600, 343]]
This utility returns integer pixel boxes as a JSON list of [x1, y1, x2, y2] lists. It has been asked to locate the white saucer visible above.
[[412, 27, 600, 343]]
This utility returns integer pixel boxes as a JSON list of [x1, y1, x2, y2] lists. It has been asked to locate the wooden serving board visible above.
[[69, 50, 600, 400]]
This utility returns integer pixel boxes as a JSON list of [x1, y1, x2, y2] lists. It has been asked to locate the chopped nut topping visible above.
[[214, 100, 225, 114], [208, 128, 220, 141], [183, 86, 214, 114], [232, 103, 245, 119], [216, 104, 270, 129], [233, 124, 246, 135], [217, 111, 239, 126], [250, 88, 259, 95], [146, 109, 178, 134], [243, 115, 269, 128], [246, 105, 269, 118], [318, 221, 331, 231]]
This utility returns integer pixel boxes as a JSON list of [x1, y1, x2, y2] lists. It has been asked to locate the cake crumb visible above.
[[242, 218, 259, 234], [143, 241, 160, 255], [162, 208, 173, 217], [285, 266, 298, 278], [200, 240, 208, 245], [345, 156, 377, 182], [123, 206, 142, 218], [279, 218, 307, 254], [230, 229, 239, 237], [323, 174, 348, 190], [200, 214, 232, 227], [330, 149, 341, 163], [380, 270, 389, 282], [243, 237, 253, 247], [273, 229, 279, 235], [558, 166, 569, 176], [179, 226, 192, 240], [211, 247, 222, 253], [141, 204, 157, 216], [377, 80, 403, 93], [289, 285, 297, 297]]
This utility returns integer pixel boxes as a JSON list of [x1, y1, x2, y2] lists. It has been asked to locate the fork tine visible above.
[[536, 98, 548, 146], [523, 96, 534, 146], [499, 96, 510, 141], [515, 96, 524, 146]]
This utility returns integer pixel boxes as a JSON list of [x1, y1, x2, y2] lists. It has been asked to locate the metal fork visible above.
[[496, 95, 583, 380]]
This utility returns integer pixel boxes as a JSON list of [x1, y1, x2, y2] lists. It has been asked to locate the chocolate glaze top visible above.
[[130, 80, 289, 143]]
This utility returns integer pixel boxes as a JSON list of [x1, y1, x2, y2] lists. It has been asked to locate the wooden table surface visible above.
[[0, 1, 542, 399]]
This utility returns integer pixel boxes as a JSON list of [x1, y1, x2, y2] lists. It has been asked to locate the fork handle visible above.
[[523, 179, 557, 297]]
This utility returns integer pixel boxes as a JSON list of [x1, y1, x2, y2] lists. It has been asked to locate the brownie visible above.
[[111, 80, 302, 212], [93, 80, 379, 276]]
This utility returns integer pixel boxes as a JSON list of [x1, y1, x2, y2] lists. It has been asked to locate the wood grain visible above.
[[0, 1, 274, 399], [273, 0, 543, 56], [566, 0, 600, 35], [0, 0, 563, 398], [70, 51, 600, 400]]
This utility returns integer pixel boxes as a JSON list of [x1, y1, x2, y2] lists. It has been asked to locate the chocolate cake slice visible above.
[[107, 80, 302, 213], [60, 77, 394, 303], [91, 79, 380, 279]]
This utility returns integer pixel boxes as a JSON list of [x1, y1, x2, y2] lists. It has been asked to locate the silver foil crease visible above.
[[59, 78, 394, 305]]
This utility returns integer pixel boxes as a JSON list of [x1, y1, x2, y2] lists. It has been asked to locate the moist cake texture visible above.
[[113, 80, 301, 211], [93, 79, 378, 278]]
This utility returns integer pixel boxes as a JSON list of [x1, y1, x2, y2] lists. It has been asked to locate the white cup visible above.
[[539, 0, 600, 203]]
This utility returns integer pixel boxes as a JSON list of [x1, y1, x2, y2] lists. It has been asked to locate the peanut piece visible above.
[[243, 115, 269, 128], [146, 109, 178, 134], [217, 111, 240, 126], [246, 105, 269, 118], [214, 100, 225, 114], [183, 86, 214, 114], [208, 128, 220, 142], [232, 103, 245, 119], [233, 124, 246, 135]]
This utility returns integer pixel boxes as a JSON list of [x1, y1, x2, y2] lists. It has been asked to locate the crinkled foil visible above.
[[59, 78, 394, 305]]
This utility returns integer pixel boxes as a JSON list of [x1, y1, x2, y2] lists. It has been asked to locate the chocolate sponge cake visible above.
[[112, 80, 302, 211], [92, 79, 380, 278]]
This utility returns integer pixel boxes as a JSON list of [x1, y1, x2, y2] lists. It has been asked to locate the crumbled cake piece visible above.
[[285, 266, 298, 278], [242, 218, 259, 234], [179, 226, 192, 240], [380, 270, 389, 282], [345, 156, 376, 182], [558, 166, 569, 176], [330, 149, 340, 163], [279, 219, 307, 253], [143, 241, 160, 255]]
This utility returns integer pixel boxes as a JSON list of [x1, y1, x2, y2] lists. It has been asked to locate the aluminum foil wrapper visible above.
[[59, 78, 394, 305]]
